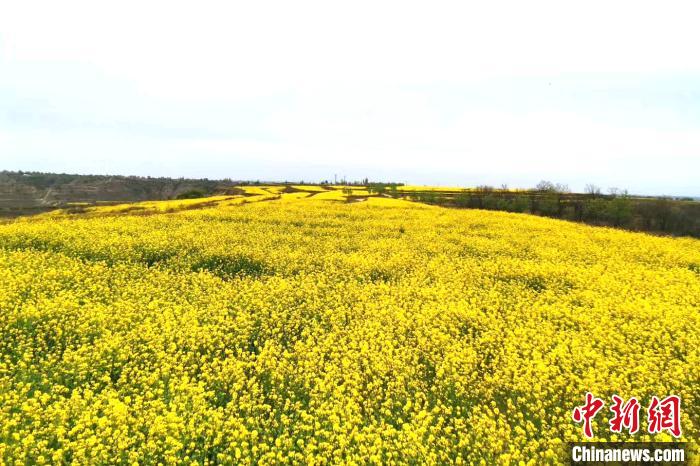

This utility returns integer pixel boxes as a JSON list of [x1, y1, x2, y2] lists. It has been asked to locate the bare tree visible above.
[[536, 181, 569, 193], [555, 183, 570, 193], [535, 180, 556, 192], [585, 184, 602, 197]]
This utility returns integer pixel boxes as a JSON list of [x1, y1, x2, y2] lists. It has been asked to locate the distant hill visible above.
[[0, 171, 241, 217], [2, 171, 699, 238]]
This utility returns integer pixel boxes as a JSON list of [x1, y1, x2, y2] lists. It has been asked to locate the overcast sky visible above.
[[1, 1, 699, 195]]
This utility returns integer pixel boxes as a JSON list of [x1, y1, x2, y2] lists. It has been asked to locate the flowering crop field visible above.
[[0, 188, 698, 465]]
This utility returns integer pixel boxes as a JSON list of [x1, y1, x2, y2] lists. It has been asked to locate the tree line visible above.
[[408, 181, 699, 238]]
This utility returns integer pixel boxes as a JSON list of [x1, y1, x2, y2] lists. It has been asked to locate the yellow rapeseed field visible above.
[[0, 189, 698, 465]]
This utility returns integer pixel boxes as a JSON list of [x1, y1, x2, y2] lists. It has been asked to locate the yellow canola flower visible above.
[[0, 190, 697, 464]]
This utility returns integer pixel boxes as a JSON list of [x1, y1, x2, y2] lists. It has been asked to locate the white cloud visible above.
[[3, 1, 699, 94], [1, 0, 699, 195]]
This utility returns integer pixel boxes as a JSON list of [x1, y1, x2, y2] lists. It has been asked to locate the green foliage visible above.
[[367, 183, 387, 195], [415, 192, 438, 204], [176, 190, 207, 200], [538, 194, 561, 217], [510, 196, 531, 213], [606, 197, 633, 226], [408, 187, 699, 238]]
